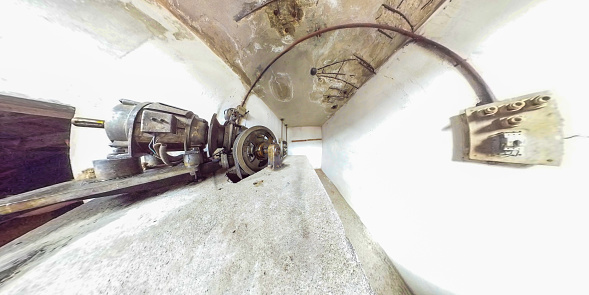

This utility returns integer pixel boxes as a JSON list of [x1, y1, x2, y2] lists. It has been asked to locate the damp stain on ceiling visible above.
[[156, 0, 446, 126]]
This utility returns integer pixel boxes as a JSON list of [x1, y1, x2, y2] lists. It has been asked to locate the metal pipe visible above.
[[240, 23, 496, 109]]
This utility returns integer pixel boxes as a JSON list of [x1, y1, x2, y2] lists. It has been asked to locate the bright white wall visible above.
[[287, 127, 322, 169], [322, 0, 589, 295], [0, 0, 281, 175]]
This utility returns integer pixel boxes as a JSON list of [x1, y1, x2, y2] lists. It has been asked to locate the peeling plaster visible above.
[[158, 0, 446, 126]]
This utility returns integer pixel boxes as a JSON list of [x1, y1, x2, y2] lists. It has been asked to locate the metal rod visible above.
[[71, 117, 105, 128], [381, 4, 415, 32], [234, 0, 280, 22], [240, 23, 496, 110], [316, 74, 360, 89], [291, 138, 322, 142]]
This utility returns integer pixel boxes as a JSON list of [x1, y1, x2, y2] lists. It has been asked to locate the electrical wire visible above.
[[148, 135, 161, 158], [240, 23, 496, 110]]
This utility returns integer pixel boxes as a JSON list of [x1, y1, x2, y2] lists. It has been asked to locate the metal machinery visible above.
[[73, 100, 281, 181], [0, 100, 282, 218], [75, 100, 210, 180]]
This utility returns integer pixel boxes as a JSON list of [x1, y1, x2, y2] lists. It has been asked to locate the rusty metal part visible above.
[[0, 166, 194, 216], [464, 91, 563, 166], [232, 126, 277, 176], [240, 23, 497, 111], [291, 138, 322, 142], [478, 106, 498, 117], [506, 101, 525, 112], [501, 116, 524, 128], [256, 142, 270, 158], [267, 144, 282, 170], [208, 113, 224, 157], [530, 95, 551, 108], [221, 153, 230, 169], [103, 101, 208, 158], [381, 4, 415, 32], [353, 54, 376, 75], [316, 74, 359, 89], [71, 117, 105, 128], [234, 0, 279, 22], [183, 148, 204, 172], [93, 158, 142, 180]]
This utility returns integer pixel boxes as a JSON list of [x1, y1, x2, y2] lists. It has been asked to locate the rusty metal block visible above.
[[268, 144, 282, 170], [463, 91, 563, 166]]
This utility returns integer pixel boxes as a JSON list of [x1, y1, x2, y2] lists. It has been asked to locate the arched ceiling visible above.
[[157, 0, 446, 126]]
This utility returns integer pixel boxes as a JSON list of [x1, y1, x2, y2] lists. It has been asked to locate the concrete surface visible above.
[[321, 0, 589, 294], [0, 156, 373, 294], [315, 169, 412, 295]]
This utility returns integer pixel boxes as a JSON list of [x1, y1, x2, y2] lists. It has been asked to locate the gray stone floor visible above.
[[315, 169, 413, 295], [0, 156, 373, 295]]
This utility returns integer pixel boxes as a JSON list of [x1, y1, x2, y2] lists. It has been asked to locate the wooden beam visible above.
[[0, 95, 75, 119], [0, 132, 70, 152]]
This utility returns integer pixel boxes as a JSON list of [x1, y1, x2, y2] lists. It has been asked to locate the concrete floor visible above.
[[315, 169, 413, 295], [0, 156, 373, 294]]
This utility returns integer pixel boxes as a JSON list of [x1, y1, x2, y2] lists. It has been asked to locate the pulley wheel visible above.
[[232, 126, 276, 176]]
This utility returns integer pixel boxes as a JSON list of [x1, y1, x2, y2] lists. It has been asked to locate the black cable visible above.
[[240, 23, 496, 111]]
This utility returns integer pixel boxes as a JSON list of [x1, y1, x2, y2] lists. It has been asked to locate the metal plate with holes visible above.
[[464, 91, 563, 166]]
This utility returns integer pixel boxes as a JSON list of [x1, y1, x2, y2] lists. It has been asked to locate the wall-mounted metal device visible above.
[[463, 91, 563, 165]]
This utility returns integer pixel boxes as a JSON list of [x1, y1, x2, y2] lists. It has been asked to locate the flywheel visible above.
[[232, 126, 276, 176]]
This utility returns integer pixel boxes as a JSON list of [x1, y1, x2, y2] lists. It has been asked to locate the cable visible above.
[[155, 143, 183, 166], [240, 23, 496, 110]]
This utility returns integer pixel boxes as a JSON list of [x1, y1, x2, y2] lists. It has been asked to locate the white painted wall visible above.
[[322, 0, 589, 295], [0, 0, 281, 176], [287, 126, 322, 169]]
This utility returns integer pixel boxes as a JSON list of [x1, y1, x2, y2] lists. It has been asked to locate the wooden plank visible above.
[[0, 95, 75, 119]]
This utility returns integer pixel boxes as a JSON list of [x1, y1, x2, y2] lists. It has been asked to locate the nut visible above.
[[501, 116, 524, 128], [506, 101, 525, 112], [478, 106, 498, 117], [530, 95, 551, 108]]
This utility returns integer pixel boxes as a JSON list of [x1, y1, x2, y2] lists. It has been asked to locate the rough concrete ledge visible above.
[[0, 156, 373, 294]]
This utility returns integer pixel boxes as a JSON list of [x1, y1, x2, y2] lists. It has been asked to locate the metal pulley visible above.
[[231, 126, 278, 178], [207, 113, 246, 157]]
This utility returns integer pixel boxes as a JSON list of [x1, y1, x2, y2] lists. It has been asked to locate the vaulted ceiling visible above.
[[157, 0, 445, 126]]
